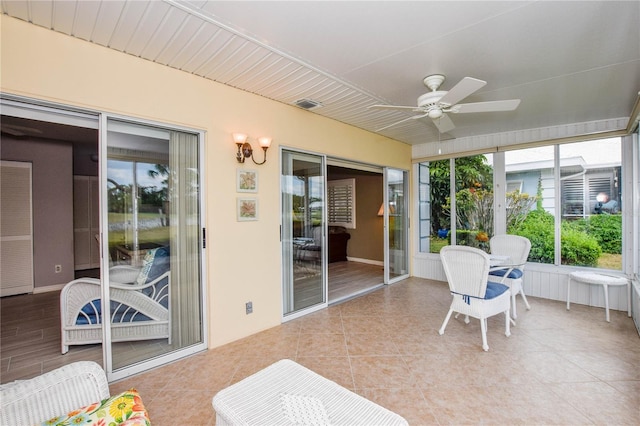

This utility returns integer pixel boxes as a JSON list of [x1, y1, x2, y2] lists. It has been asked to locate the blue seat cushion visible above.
[[484, 282, 509, 299], [489, 268, 523, 279], [76, 299, 153, 325]]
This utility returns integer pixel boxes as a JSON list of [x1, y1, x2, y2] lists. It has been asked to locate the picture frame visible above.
[[237, 169, 258, 193], [237, 197, 258, 221]]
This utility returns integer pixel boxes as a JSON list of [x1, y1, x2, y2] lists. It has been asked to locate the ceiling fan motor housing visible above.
[[418, 91, 447, 108], [418, 91, 448, 118]]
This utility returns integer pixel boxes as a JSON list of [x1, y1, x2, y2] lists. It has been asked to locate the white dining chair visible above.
[[489, 234, 531, 319], [439, 245, 511, 351]]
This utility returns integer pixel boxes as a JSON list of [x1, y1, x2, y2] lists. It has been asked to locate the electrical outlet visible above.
[[54, 264, 62, 273], [245, 301, 253, 314]]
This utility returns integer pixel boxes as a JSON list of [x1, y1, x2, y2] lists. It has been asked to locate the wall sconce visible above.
[[233, 133, 272, 165]]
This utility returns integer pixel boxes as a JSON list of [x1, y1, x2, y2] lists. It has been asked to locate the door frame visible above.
[[383, 167, 410, 284], [1, 94, 208, 381], [100, 113, 208, 381], [280, 147, 328, 321], [280, 147, 410, 320]]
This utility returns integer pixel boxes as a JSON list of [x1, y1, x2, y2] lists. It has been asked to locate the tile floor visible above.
[[109, 277, 640, 425]]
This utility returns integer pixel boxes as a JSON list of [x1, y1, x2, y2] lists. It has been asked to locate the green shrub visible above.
[[511, 209, 555, 263], [582, 215, 622, 254], [451, 229, 475, 246], [511, 209, 602, 266], [560, 228, 601, 266]]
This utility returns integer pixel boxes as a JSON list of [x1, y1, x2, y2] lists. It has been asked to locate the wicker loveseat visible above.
[[60, 246, 171, 354], [0, 361, 150, 425]]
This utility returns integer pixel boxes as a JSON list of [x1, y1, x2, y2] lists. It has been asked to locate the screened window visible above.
[[418, 138, 622, 270]]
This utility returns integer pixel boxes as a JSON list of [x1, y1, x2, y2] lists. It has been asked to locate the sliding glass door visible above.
[[281, 150, 327, 318], [103, 117, 205, 379], [384, 168, 409, 283]]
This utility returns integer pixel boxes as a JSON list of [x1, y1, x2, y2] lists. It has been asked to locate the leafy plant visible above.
[[511, 209, 555, 263], [447, 188, 537, 238], [506, 190, 537, 231], [429, 156, 493, 234], [560, 228, 601, 266], [572, 214, 622, 254], [512, 208, 602, 266]]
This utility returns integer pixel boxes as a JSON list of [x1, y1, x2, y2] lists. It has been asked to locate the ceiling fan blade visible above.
[[1, 123, 44, 137], [438, 77, 486, 107], [432, 114, 455, 133], [450, 99, 521, 114], [376, 113, 427, 131], [368, 104, 421, 111]]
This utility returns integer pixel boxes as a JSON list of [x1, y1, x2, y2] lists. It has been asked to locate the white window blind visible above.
[[328, 178, 355, 229]]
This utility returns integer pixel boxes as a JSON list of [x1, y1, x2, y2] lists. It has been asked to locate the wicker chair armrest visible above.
[[110, 271, 169, 291], [488, 266, 515, 283], [109, 265, 141, 284]]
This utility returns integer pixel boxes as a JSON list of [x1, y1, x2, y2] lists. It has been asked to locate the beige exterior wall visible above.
[[1, 16, 411, 347]]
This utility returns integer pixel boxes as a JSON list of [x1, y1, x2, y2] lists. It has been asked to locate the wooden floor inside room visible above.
[[329, 260, 384, 303], [0, 290, 101, 384]]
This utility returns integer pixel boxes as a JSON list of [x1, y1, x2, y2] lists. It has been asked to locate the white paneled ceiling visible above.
[[2, 0, 639, 145]]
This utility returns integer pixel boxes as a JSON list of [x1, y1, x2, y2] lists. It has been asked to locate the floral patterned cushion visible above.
[[41, 388, 150, 426]]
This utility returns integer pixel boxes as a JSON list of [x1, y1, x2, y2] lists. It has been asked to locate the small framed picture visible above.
[[237, 197, 258, 221], [237, 169, 258, 193]]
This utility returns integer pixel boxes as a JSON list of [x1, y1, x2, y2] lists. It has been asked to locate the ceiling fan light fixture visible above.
[[428, 109, 443, 119]]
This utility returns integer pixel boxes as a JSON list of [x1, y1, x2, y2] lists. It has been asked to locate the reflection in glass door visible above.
[[104, 118, 205, 378], [282, 150, 326, 317], [384, 168, 409, 283]]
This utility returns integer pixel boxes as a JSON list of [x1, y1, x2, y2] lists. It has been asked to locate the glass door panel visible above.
[[282, 150, 326, 317], [384, 168, 409, 283], [104, 118, 204, 376]]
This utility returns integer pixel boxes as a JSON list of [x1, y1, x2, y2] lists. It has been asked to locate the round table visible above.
[[566, 271, 630, 322]]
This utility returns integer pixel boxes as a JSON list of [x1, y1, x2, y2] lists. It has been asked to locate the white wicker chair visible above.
[[439, 245, 511, 351], [0, 361, 110, 425], [60, 247, 171, 354], [489, 234, 532, 319]]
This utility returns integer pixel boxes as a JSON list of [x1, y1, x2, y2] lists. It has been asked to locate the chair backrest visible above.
[[136, 246, 170, 285], [0, 361, 110, 425], [489, 234, 531, 266], [440, 245, 490, 298]]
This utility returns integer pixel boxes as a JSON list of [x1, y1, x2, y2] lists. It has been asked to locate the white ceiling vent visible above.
[[294, 99, 323, 110]]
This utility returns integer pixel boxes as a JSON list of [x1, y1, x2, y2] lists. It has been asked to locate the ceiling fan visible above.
[[369, 74, 520, 133]]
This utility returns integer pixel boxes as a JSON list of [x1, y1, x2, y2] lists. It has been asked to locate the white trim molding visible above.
[[412, 117, 629, 160]]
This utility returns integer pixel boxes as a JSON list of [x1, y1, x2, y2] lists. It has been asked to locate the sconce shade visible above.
[[233, 133, 248, 144], [378, 202, 396, 216], [258, 137, 272, 148]]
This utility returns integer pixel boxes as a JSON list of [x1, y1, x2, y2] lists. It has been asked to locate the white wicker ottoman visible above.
[[212, 359, 408, 426]]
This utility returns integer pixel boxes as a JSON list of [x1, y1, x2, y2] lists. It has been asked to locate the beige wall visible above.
[[350, 174, 385, 262], [328, 169, 384, 262], [1, 16, 411, 348]]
